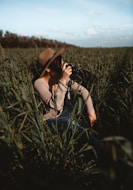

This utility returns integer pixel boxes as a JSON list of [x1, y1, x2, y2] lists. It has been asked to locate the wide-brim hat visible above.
[[37, 47, 65, 77]]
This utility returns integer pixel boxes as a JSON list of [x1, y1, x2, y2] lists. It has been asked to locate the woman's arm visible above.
[[71, 81, 97, 127]]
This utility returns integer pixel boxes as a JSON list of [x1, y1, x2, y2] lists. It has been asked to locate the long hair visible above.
[[48, 55, 62, 74]]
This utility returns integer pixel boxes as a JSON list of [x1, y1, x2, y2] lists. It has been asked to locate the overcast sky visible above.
[[0, 0, 133, 47]]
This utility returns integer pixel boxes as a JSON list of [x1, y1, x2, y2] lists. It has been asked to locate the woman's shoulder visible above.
[[34, 78, 48, 89], [34, 78, 41, 85]]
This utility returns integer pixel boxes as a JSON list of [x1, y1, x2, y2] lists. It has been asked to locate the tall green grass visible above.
[[0, 46, 133, 190]]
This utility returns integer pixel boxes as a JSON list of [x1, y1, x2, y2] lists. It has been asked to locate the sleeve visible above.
[[34, 79, 68, 113], [71, 80, 96, 114]]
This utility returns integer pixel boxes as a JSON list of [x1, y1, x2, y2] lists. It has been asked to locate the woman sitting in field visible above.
[[34, 47, 101, 151]]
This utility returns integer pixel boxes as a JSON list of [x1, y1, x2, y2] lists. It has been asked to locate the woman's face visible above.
[[61, 58, 65, 68]]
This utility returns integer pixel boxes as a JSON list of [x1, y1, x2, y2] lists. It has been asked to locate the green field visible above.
[[0, 46, 133, 190]]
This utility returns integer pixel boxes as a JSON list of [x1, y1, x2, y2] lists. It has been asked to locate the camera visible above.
[[66, 63, 79, 75]]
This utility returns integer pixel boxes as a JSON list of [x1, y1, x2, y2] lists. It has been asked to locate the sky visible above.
[[0, 0, 133, 47]]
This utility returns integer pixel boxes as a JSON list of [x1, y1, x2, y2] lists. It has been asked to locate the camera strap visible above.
[[67, 79, 72, 100]]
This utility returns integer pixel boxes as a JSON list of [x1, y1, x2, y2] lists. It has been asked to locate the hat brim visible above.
[[40, 48, 65, 77]]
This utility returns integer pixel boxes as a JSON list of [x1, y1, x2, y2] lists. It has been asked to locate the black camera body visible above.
[[66, 63, 79, 75]]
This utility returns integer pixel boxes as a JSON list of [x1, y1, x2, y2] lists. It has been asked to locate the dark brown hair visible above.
[[48, 55, 62, 74]]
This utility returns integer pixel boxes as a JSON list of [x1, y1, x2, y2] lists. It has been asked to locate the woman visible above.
[[34, 47, 98, 147]]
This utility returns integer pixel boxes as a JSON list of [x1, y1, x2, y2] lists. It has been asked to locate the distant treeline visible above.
[[0, 30, 77, 48]]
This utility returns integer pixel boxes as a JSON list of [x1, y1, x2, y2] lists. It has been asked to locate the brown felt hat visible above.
[[37, 47, 65, 77]]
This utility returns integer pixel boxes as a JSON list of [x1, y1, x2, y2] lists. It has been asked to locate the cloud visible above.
[[72, 34, 133, 47], [76, 24, 133, 47], [86, 27, 97, 35], [86, 25, 133, 37], [48, 27, 61, 33], [35, 32, 49, 38]]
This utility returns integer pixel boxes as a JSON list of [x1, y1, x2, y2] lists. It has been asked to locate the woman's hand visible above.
[[88, 112, 97, 127], [60, 63, 72, 85]]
